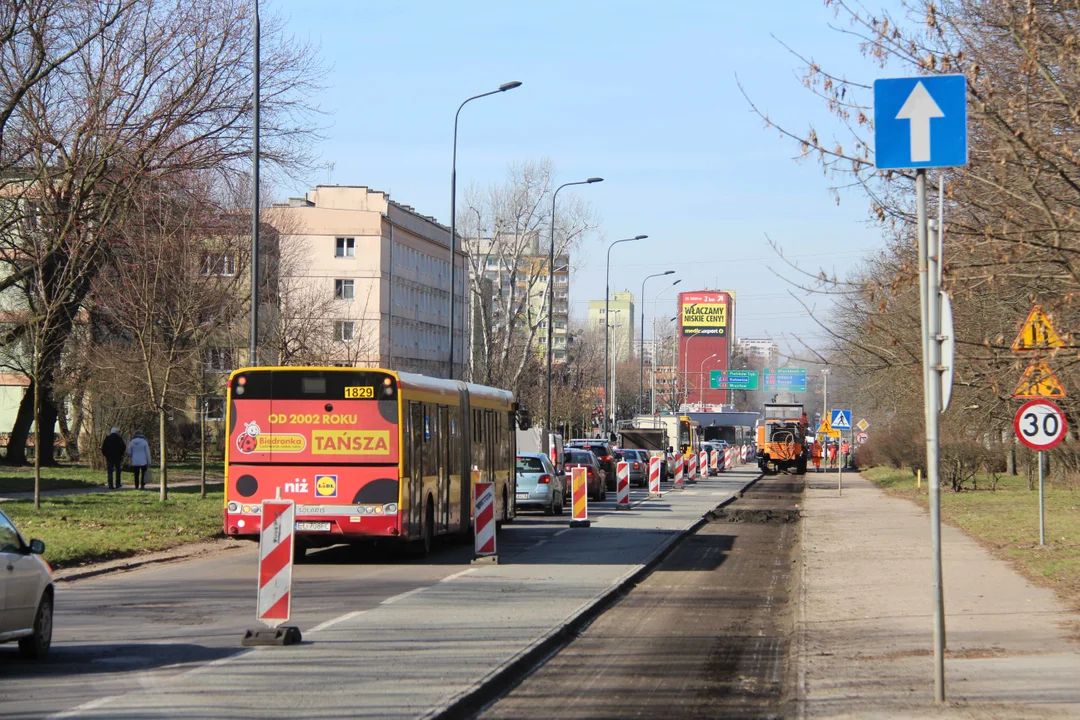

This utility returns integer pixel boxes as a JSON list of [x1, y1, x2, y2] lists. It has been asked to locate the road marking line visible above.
[[439, 567, 478, 583], [381, 587, 427, 605], [308, 609, 366, 634], [554, 528, 570, 537], [45, 696, 114, 719]]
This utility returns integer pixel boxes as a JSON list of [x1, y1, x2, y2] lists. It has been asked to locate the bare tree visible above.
[[0, 0, 325, 465], [459, 158, 598, 395]]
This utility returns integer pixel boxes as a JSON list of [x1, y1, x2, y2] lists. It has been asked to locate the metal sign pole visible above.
[[918, 169, 946, 702], [1039, 450, 1045, 546]]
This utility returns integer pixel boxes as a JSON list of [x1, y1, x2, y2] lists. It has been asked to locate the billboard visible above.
[[680, 292, 728, 337]]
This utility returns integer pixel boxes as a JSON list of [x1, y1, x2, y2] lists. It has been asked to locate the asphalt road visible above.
[[480, 474, 803, 719], [0, 481, 671, 720]]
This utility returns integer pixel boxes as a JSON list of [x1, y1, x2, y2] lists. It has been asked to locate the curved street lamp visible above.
[[448, 80, 522, 379], [699, 352, 720, 408], [650, 279, 681, 416], [545, 177, 602, 449], [604, 235, 647, 433]]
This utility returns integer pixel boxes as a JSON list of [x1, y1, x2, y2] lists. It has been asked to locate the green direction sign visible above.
[[710, 369, 759, 390]]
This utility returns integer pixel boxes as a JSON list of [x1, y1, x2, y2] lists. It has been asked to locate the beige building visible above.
[[588, 290, 635, 363], [272, 185, 468, 378]]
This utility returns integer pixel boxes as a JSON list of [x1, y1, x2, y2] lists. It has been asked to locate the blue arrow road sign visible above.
[[874, 75, 967, 169], [831, 410, 852, 430]]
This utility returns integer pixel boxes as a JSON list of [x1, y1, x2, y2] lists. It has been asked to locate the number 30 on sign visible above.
[[1013, 399, 1068, 451]]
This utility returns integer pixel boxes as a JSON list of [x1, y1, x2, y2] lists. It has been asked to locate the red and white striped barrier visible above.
[[648, 454, 662, 497], [674, 455, 684, 489], [725, 446, 733, 469], [257, 499, 295, 628], [474, 481, 496, 559], [570, 466, 590, 528], [742, 445, 749, 463], [698, 450, 708, 478], [688, 452, 698, 482], [616, 461, 630, 510], [710, 450, 719, 474]]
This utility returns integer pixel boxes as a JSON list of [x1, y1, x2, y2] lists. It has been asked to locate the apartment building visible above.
[[271, 185, 468, 378], [735, 337, 779, 363], [588, 290, 635, 363]]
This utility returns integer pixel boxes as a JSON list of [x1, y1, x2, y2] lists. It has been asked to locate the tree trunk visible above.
[[200, 396, 207, 499], [6, 382, 34, 465], [1006, 445, 1016, 476], [159, 408, 168, 501], [33, 378, 41, 509]]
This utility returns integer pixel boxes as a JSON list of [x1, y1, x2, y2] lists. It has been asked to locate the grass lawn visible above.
[[864, 466, 1080, 610], [2, 484, 226, 569], [0, 460, 224, 494]]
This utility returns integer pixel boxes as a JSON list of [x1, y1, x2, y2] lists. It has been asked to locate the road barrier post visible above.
[[570, 466, 590, 528], [724, 446, 733, 470], [242, 498, 301, 647], [648, 454, 662, 498], [687, 451, 698, 484], [673, 455, 684, 489], [616, 461, 630, 510], [698, 449, 708, 477], [472, 480, 498, 564], [710, 449, 718, 475]]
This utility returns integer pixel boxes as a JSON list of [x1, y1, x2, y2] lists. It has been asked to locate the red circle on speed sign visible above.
[[1013, 399, 1067, 450]]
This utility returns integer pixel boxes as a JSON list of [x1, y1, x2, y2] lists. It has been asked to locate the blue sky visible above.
[[270, 0, 890, 357]]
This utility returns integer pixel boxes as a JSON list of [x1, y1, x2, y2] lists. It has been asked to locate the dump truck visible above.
[[756, 401, 809, 474]]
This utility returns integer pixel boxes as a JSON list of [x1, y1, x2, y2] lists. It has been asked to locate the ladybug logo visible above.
[[236, 420, 262, 454]]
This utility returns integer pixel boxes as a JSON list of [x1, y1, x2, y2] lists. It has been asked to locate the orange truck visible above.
[[755, 402, 809, 475]]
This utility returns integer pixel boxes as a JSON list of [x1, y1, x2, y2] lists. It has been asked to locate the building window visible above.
[[201, 253, 235, 276], [335, 279, 354, 300], [335, 237, 355, 257], [205, 347, 234, 372], [204, 397, 225, 421], [334, 320, 355, 342]]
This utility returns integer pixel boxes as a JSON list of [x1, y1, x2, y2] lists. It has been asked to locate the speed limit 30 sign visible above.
[[1014, 399, 1067, 450]]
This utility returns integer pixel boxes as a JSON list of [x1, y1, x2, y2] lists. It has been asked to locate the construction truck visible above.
[[756, 400, 809, 474]]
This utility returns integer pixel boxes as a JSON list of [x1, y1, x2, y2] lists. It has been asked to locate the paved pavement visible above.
[[1, 465, 759, 720], [0, 476, 221, 502], [798, 473, 1080, 718]]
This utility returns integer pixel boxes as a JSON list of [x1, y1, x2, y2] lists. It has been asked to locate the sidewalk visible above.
[[798, 473, 1080, 718], [0, 474, 222, 502]]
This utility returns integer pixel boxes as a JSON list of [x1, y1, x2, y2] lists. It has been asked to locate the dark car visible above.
[[563, 448, 606, 501], [566, 440, 617, 491], [613, 449, 648, 487]]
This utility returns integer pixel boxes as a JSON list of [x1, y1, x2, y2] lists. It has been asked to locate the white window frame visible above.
[[335, 237, 355, 258], [334, 320, 355, 342], [334, 278, 354, 300]]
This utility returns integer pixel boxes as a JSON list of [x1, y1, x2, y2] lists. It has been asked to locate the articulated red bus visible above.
[[224, 367, 517, 558]]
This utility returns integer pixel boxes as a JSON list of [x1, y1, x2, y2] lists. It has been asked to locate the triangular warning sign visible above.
[[816, 418, 833, 434], [1012, 306, 1064, 352], [1012, 359, 1067, 399]]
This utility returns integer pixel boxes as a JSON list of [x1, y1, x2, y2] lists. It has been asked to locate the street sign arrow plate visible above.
[[874, 75, 967, 169]]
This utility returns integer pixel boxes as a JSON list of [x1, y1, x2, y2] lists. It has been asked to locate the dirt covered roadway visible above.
[[480, 473, 804, 719]]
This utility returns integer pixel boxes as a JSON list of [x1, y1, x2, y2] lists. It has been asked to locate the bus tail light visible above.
[[538, 474, 552, 484]]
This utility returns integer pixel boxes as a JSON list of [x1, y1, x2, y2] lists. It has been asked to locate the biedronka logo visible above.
[[235, 420, 306, 454]]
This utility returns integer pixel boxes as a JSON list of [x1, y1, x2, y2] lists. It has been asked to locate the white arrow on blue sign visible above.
[[831, 410, 852, 430], [873, 75, 967, 169]]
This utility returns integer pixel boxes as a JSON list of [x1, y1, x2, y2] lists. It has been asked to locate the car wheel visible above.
[[19, 592, 53, 659], [544, 493, 556, 516], [555, 492, 564, 515]]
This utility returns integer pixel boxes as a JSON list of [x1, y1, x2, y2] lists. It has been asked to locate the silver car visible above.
[[0, 507, 54, 658], [515, 453, 564, 515]]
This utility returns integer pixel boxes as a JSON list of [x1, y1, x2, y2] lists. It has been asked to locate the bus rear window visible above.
[[302, 377, 326, 395]]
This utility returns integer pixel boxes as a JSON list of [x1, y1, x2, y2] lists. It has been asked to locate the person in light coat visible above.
[[126, 430, 152, 490]]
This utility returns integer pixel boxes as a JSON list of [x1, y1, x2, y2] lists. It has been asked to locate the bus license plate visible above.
[[295, 521, 331, 532]]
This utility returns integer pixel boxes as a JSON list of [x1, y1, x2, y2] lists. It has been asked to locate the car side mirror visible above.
[[29, 538, 45, 555]]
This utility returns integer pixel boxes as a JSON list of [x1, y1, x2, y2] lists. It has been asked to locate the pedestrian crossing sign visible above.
[[830, 410, 852, 430], [815, 418, 840, 438]]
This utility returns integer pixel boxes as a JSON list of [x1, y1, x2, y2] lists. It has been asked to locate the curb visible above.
[[432, 468, 765, 720], [55, 540, 247, 583]]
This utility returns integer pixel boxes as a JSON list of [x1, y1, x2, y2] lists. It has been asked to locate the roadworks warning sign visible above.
[[1012, 306, 1064, 352], [1012, 358, 1066, 399]]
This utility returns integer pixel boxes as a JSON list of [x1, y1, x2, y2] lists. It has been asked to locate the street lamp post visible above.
[[448, 80, 521, 379], [639, 270, 674, 416], [650, 279, 681, 417], [545, 177, 602, 452], [681, 333, 708, 405], [605, 235, 647, 434], [699, 353, 719, 409], [608, 309, 622, 435]]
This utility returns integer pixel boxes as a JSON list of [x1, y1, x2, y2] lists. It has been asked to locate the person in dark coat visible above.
[[101, 427, 126, 489]]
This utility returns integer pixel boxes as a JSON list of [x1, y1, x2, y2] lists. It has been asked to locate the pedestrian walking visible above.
[[127, 430, 152, 489], [101, 427, 126, 489]]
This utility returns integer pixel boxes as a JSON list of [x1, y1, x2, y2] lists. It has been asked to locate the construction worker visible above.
[[811, 439, 822, 472]]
